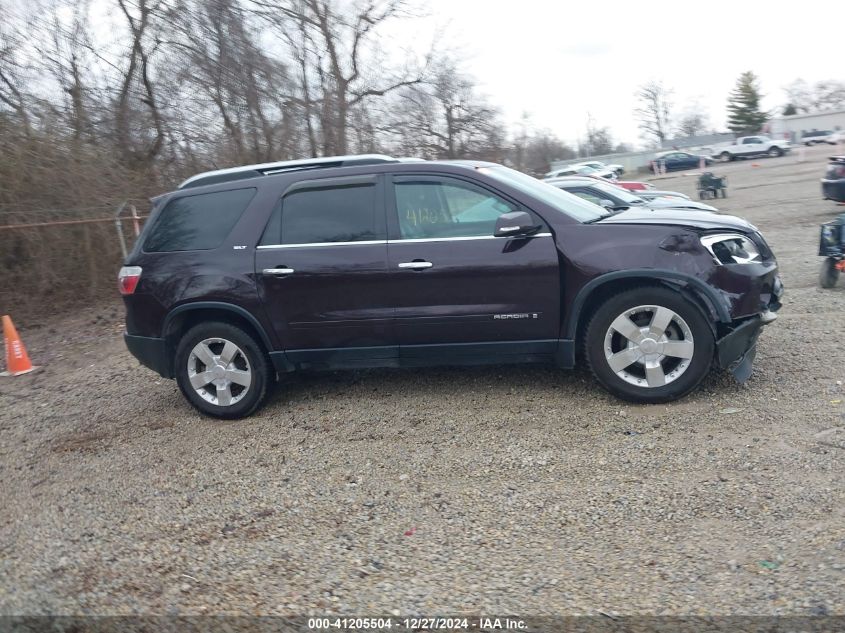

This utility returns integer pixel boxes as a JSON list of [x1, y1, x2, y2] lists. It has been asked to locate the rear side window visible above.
[[277, 184, 379, 245], [144, 188, 255, 252]]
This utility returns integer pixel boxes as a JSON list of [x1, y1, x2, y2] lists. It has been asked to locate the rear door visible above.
[[254, 175, 395, 365], [385, 174, 561, 360]]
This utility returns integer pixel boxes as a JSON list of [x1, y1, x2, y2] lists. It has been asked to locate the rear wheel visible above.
[[585, 287, 715, 403], [175, 322, 272, 419], [768, 146, 783, 158], [819, 258, 841, 289], [719, 152, 732, 163]]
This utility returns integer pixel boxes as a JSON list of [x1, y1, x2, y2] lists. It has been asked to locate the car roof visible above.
[[545, 176, 614, 186], [178, 154, 429, 189], [655, 150, 694, 157]]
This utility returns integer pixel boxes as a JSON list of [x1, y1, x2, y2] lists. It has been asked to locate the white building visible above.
[[769, 109, 845, 143]]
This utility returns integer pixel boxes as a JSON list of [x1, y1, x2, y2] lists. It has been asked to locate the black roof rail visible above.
[[178, 154, 400, 189]]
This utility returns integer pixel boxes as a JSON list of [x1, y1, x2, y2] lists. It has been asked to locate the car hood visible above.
[[637, 197, 717, 212], [595, 207, 755, 232]]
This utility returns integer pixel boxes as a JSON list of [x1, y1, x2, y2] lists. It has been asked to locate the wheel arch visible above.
[[566, 270, 731, 345], [161, 302, 275, 376]]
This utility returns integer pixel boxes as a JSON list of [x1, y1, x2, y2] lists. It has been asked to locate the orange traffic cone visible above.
[[2, 315, 35, 376]]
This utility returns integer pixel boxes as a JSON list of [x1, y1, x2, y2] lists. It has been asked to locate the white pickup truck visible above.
[[711, 136, 791, 162]]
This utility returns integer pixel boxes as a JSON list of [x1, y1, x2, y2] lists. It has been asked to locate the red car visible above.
[[616, 181, 656, 192]]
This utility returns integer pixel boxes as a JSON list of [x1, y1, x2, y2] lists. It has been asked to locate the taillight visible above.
[[118, 266, 142, 295]]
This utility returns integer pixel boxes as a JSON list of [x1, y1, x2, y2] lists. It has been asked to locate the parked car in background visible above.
[[544, 164, 618, 180], [547, 177, 718, 212], [801, 130, 834, 146], [572, 160, 625, 176], [120, 154, 781, 417], [637, 190, 692, 202], [712, 136, 791, 162], [828, 131, 845, 145], [616, 181, 656, 192], [651, 151, 713, 173], [822, 155, 845, 203]]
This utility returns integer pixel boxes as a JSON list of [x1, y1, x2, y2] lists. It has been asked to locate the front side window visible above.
[[144, 188, 256, 252], [278, 184, 379, 245], [394, 180, 516, 239]]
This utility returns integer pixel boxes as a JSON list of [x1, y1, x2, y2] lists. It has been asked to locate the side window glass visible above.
[[259, 200, 281, 246], [569, 189, 604, 206], [395, 180, 516, 239], [280, 184, 380, 245], [144, 188, 255, 252]]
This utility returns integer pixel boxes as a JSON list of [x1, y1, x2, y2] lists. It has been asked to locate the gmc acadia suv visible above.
[[120, 155, 783, 419]]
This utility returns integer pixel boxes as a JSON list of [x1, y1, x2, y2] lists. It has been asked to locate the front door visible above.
[[741, 137, 763, 155], [254, 175, 395, 365], [386, 174, 561, 360]]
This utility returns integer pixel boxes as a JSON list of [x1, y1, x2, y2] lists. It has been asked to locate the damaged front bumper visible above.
[[715, 309, 778, 383]]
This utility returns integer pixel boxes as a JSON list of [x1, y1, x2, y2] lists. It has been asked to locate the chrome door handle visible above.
[[398, 261, 433, 270], [263, 268, 295, 275]]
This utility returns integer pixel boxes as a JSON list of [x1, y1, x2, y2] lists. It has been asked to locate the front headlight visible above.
[[700, 233, 761, 265]]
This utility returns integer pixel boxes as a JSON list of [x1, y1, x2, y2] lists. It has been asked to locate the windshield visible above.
[[586, 181, 644, 204], [484, 165, 608, 223]]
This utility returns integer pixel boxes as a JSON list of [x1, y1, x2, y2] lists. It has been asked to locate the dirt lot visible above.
[[1, 146, 843, 616]]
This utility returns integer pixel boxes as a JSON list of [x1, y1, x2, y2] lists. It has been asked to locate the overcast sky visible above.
[[400, 0, 843, 148]]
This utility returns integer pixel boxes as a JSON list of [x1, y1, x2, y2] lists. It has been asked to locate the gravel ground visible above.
[[1, 145, 843, 617]]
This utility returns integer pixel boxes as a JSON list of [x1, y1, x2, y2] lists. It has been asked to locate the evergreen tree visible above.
[[727, 72, 768, 134]]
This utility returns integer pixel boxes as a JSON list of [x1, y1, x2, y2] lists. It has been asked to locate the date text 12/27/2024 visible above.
[[307, 617, 528, 630]]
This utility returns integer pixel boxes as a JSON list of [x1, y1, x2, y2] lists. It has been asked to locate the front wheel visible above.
[[768, 146, 783, 158], [719, 152, 732, 163], [820, 258, 841, 289], [175, 322, 273, 419], [585, 287, 715, 403]]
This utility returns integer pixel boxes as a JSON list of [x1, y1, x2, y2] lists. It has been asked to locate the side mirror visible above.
[[493, 211, 539, 238], [599, 199, 616, 209]]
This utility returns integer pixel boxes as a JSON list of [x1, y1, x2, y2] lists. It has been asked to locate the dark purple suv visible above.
[[120, 155, 783, 418]]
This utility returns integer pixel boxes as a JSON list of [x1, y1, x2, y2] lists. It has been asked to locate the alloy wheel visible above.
[[186, 337, 252, 406], [603, 305, 695, 389]]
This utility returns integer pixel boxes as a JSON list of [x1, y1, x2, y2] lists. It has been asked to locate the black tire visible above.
[[768, 146, 783, 158], [584, 287, 715, 404], [819, 258, 840, 289], [719, 152, 732, 163], [175, 321, 273, 419]]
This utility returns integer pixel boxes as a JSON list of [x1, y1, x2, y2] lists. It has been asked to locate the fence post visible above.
[[130, 205, 140, 237], [114, 201, 128, 259]]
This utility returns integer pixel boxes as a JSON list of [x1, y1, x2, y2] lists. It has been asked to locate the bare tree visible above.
[[169, 0, 297, 164], [580, 114, 614, 156], [113, 0, 168, 167], [634, 80, 672, 146], [784, 78, 845, 114], [676, 106, 709, 138], [254, 0, 429, 155], [520, 131, 575, 177], [388, 58, 501, 160], [0, 12, 33, 137]]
